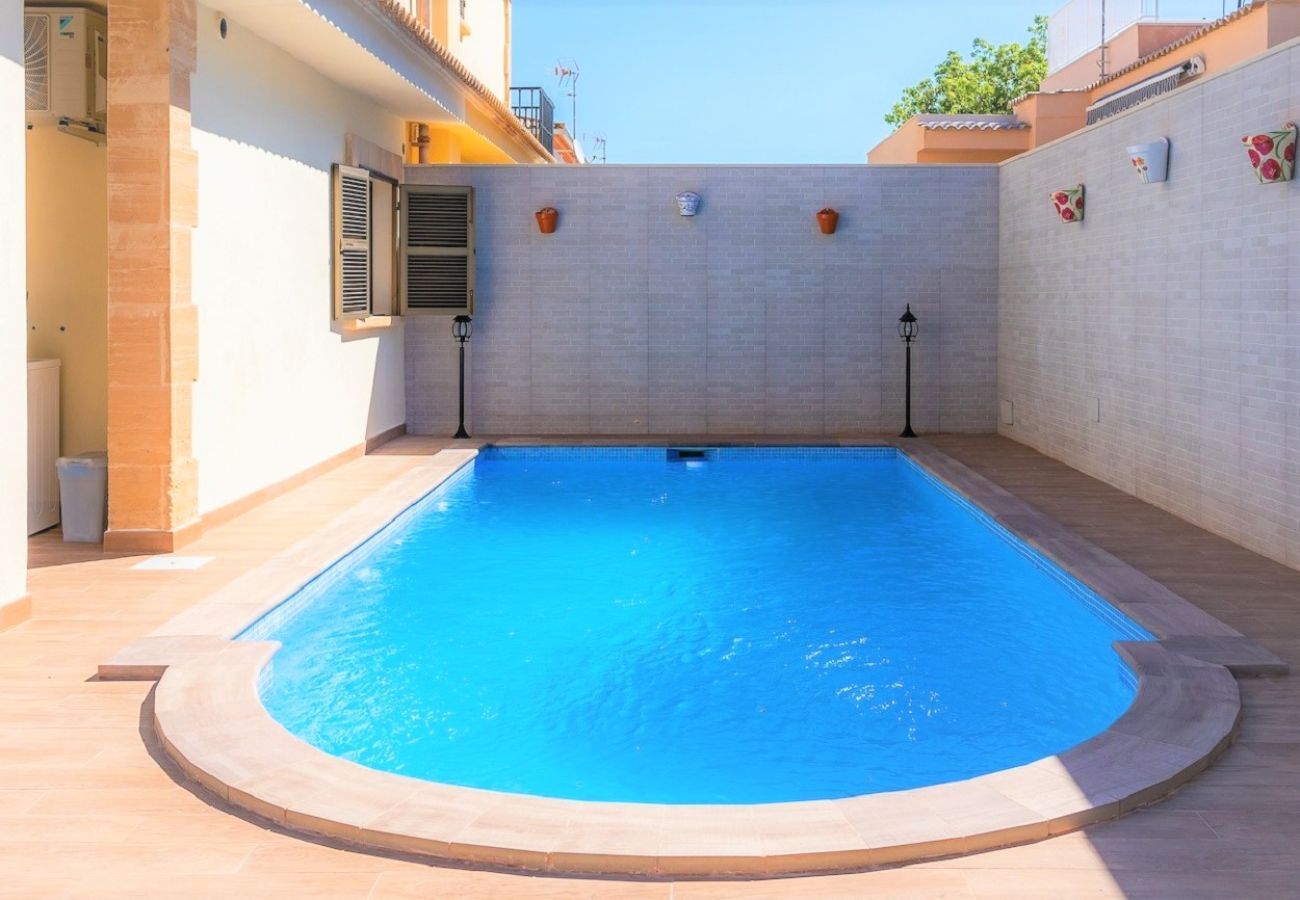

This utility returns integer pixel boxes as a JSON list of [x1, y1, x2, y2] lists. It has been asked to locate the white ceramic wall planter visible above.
[[1127, 138, 1170, 184], [675, 191, 701, 216]]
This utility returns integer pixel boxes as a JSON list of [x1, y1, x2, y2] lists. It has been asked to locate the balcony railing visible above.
[[510, 86, 555, 154]]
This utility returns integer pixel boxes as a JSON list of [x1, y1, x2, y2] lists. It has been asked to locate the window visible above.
[[401, 184, 475, 315], [331, 164, 399, 321]]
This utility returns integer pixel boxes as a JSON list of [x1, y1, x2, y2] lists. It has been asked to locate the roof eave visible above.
[[372, 0, 555, 163]]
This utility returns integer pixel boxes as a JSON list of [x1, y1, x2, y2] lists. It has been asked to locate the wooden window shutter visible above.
[[332, 164, 372, 320], [401, 184, 475, 315]]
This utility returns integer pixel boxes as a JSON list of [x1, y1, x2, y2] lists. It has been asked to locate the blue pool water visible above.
[[242, 447, 1151, 805]]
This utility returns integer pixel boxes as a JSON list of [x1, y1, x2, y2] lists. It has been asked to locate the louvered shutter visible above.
[[401, 185, 475, 314], [332, 164, 372, 320]]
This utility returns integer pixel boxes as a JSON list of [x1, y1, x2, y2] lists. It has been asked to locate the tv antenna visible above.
[[1098, 0, 1108, 78], [591, 133, 607, 164], [554, 59, 580, 142]]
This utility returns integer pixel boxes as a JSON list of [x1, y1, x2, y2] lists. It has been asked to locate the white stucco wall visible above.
[[190, 6, 406, 515], [0, 0, 27, 610]]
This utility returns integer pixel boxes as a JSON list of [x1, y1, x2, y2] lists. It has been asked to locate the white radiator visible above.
[[27, 358, 60, 535]]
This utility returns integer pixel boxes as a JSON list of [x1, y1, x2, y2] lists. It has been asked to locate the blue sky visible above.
[[512, 0, 1228, 163]]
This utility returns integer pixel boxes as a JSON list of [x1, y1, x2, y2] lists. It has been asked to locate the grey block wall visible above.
[[405, 165, 999, 438], [999, 41, 1300, 569]]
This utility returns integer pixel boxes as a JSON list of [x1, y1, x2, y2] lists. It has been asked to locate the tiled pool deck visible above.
[[5, 435, 1299, 897]]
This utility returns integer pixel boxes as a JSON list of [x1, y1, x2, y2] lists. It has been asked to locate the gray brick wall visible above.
[[999, 41, 1300, 569], [404, 164, 999, 438]]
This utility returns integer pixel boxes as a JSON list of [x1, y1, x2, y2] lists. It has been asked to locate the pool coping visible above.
[[109, 438, 1283, 877]]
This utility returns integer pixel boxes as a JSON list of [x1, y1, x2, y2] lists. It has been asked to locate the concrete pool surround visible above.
[[109, 440, 1283, 878]]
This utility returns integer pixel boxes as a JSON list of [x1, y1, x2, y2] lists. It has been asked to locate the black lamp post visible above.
[[452, 315, 472, 440], [898, 305, 918, 438]]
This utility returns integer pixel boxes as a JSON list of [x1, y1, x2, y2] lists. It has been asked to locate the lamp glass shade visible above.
[[452, 315, 473, 341], [898, 306, 918, 341]]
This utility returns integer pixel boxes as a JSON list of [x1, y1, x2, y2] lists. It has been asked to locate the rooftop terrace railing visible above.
[[1048, 0, 1162, 73]]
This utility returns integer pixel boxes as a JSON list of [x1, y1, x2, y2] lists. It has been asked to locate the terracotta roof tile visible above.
[[916, 114, 1030, 131]]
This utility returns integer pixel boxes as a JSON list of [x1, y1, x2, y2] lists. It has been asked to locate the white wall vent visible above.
[[24, 7, 108, 134]]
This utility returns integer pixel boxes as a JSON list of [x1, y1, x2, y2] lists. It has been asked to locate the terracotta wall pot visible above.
[[1127, 138, 1170, 184], [1050, 186, 1085, 224], [1243, 124, 1296, 184], [816, 208, 839, 235], [535, 207, 559, 234]]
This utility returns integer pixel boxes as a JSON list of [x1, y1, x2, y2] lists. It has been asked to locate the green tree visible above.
[[884, 17, 1048, 127]]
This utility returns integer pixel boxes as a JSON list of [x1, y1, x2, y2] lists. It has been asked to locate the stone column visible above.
[[104, 0, 200, 551]]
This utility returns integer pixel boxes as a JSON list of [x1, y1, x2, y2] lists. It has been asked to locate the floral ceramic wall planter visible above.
[[1242, 124, 1296, 183], [1127, 138, 1169, 184], [816, 208, 839, 234], [535, 207, 559, 234], [1051, 186, 1085, 223], [675, 191, 702, 216]]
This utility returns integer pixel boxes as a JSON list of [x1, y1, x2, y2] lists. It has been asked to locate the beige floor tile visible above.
[[674, 868, 976, 899], [368, 868, 669, 899], [64, 871, 380, 900], [236, 841, 414, 875], [959, 867, 1125, 898]]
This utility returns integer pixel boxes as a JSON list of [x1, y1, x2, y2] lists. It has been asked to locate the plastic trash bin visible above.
[[57, 451, 108, 543]]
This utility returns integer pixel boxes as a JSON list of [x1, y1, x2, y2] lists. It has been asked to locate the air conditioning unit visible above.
[[24, 7, 107, 135]]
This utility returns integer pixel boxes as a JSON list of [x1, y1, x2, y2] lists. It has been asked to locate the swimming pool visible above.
[[242, 447, 1152, 805]]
